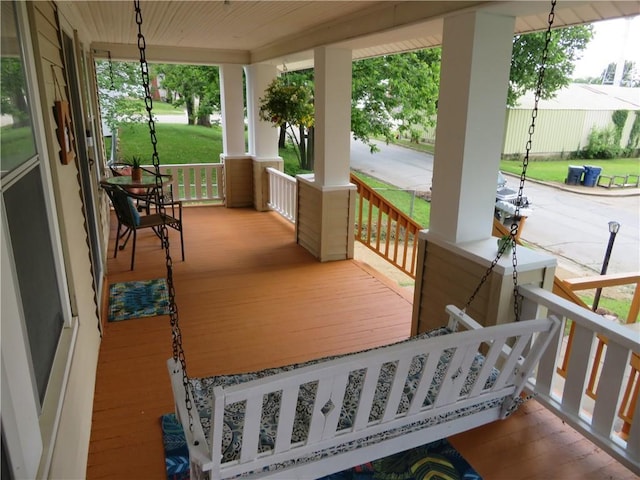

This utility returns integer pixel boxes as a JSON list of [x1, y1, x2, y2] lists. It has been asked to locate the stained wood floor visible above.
[[87, 205, 633, 479]]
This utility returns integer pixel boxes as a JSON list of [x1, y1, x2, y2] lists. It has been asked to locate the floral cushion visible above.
[[190, 327, 500, 474]]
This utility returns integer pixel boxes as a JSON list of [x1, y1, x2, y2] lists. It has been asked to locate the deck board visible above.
[[87, 205, 632, 479]]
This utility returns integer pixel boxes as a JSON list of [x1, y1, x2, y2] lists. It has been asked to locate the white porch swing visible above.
[[131, 1, 562, 478]]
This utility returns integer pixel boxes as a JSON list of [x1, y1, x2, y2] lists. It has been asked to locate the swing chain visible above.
[[511, 0, 556, 322], [134, 0, 195, 434], [464, 0, 556, 320], [107, 51, 115, 90]]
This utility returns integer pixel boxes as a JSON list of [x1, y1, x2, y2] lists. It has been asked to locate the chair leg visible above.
[[130, 229, 137, 270], [180, 223, 184, 261]]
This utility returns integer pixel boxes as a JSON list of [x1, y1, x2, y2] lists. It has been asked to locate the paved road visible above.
[[350, 138, 640, 277]]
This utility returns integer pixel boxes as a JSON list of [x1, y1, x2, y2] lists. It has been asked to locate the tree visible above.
[[258, 74, 315, 169], [352, 49, 440, 151], [155, 64, 220, 126], [1, 58, 30, 127], [509, 25, 593, 106], [95, 60, 145, 132], [259, 49, 441, 165]]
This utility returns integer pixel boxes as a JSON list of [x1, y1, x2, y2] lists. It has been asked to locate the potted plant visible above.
[[130, 156, 142, 182]]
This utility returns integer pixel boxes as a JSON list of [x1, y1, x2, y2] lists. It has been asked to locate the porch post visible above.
[[296, 47, 355, 261], [219, 64, 245, 156], [429, 11, 514, 244], [412, 11, 557, 332], [223, 63, 282, 209]]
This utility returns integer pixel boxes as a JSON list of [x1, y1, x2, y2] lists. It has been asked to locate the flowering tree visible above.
[[259, 75, 315, 170]]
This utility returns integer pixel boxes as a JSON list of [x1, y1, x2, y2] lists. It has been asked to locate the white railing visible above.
[[266, 167, 296, 223], [520, 285, 639, 474], [157, 163, 224, 204]]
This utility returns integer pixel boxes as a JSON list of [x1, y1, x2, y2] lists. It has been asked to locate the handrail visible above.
[[266, 167, 296, 223], [520, 285, 639, 473], [563, 272, 640, 324], [350, 173, 422, 278], [156, 163, 225, 204]]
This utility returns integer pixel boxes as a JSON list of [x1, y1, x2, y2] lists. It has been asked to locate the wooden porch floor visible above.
[[87, 206, 633, 479]]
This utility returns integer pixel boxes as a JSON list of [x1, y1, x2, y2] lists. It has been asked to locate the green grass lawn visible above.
[[352, 172, 431, 227], [500, 158, 640, 183], [114, 123, 223, 164], [128, 100, 185, 115]]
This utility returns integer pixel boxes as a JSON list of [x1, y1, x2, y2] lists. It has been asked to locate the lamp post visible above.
[[592, 221, 621, 312]]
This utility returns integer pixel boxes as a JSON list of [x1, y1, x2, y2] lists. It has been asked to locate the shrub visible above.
[[581, 126, 621, 159]]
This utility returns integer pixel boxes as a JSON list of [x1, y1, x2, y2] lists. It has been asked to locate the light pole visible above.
[[592, 221, 621, 312]]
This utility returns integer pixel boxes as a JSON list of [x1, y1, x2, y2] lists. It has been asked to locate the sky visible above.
[[571, 16, 640, 80]]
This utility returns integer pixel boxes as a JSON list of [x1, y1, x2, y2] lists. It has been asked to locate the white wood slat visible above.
[[381, 355, 414, 423], [492, 333, 532, 391], [306, 378, 333, 444], [274, 385, 300, 454], [562, 324, 595, 415], [469, 337, 507, 397], [533, 313, 565, 397], [591, 342, 629, 437], [239, 395, 263, 463], [450, 344, 482, 399], [322, 373, 350, 440], [434, 347, 467, 407], [407, 350, 442, 415], [626, 392, 640, 463], [210, 386, 226, 472], [353, 363, 384, 430]]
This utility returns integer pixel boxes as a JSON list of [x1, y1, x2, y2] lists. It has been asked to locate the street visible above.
[[350, 138, 640, 277]]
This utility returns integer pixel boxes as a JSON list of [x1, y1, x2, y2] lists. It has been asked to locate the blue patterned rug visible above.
[[108, 278, 169, 322], [160, 413, 482, 480]]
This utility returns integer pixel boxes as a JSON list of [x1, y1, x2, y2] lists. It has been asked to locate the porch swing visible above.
[[133, 1, 561, 478]]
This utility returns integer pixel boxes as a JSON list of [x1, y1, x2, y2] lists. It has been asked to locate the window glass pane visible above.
[[1, 1, 37, 176]]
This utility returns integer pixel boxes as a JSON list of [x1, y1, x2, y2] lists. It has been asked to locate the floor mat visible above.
[[108, 278, 169, 322]]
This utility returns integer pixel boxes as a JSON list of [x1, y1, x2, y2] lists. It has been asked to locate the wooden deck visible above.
[[87, 205, 633, 479]]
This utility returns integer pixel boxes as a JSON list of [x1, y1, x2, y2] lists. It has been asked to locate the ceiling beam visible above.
[[91, 42, 250, 65]]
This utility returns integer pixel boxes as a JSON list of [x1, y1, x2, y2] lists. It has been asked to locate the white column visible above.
[[313, 47, 352, 186], [244, 63, 279, 159], [429, 11, 515, 244], [219, 64, 245, 156]]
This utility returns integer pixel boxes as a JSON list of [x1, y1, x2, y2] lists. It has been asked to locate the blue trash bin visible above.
[[582, 165, 602, 187], [566, 165, 584, 185]]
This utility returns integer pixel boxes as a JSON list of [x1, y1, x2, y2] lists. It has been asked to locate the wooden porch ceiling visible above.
[[63, 1, 640, 68], [87, 205, 633, 479]]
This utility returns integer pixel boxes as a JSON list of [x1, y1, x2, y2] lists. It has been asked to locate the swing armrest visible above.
[[446, 305, 484, 332]]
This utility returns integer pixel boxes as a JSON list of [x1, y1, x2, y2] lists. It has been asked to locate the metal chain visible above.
[[107, 51, 115, 90], [134, 0, 195, 436], [511, 0, 556, 322], [464, 0, 556, 320]]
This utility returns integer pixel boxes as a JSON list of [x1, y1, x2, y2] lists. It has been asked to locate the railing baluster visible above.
[[520, 285, 639, 472]]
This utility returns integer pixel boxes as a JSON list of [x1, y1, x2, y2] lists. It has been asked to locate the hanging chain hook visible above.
[[464, 0, 556, 321], [133, 0, 195, 436]]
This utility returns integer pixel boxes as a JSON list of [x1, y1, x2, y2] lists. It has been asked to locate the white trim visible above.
[[18, 0, 73, 326], [36, 316, 79, 479], [1, 203, 42, 479]]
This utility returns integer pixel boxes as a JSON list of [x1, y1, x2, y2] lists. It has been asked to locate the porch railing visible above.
[[266, 167, 296, 223], [350, 173, 421, 278], [157, 163, 225, 204], [521, 284, 639, 474]]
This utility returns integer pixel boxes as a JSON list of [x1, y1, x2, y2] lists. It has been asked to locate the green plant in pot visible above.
[[130, 155, 142, 182]]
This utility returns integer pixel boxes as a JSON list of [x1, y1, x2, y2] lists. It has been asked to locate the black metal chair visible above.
[[107, 162, 174, 213], [102, 183, 184, 270]]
